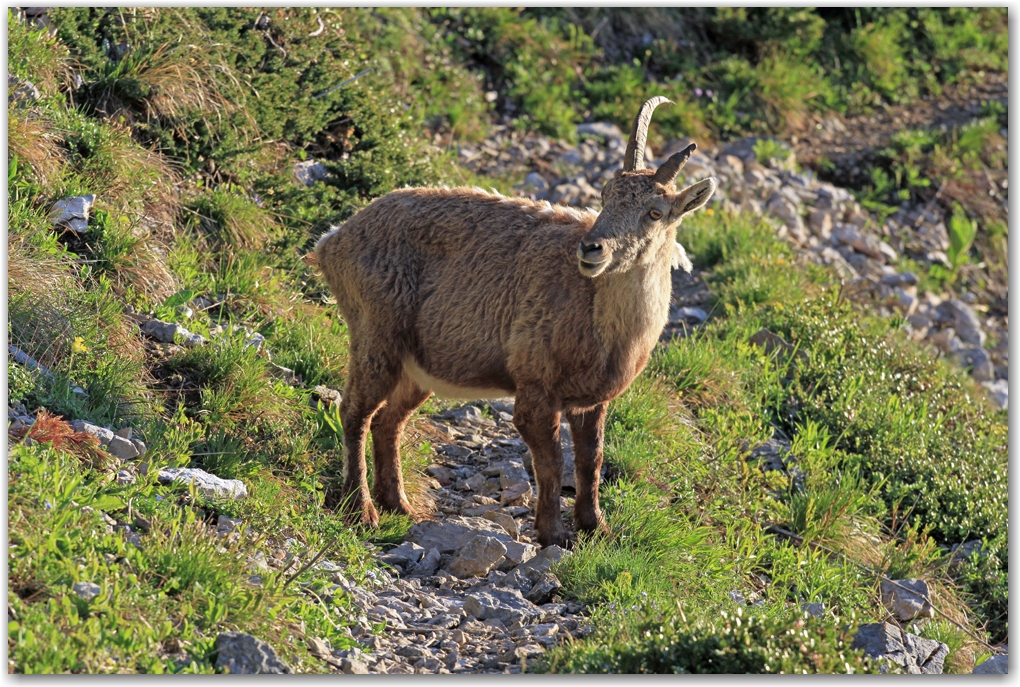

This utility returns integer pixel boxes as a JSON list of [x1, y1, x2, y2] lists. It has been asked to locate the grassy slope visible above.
[[542, 211, 1006, 673], [7, 8, 1007, 673]]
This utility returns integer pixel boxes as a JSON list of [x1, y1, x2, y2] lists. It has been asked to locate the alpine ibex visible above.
[[312, 96, 716, 547]]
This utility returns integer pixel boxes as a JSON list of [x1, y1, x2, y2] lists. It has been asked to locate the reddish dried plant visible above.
[[17, 410, 116, 471]]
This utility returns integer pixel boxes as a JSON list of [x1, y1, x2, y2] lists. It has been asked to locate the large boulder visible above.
[[852, 622, 948, 674], [462, 588, 543, 628], [215, 632, 291, 674], [404, 516, 512, 554]]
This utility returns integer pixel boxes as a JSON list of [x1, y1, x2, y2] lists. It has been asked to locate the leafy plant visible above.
[[752, 137, 790, 165]]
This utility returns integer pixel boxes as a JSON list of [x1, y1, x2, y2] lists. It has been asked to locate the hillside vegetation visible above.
[[7, 8, 1007, 674]]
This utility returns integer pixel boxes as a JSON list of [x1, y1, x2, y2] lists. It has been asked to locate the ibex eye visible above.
[[649, 209, 663, 220]]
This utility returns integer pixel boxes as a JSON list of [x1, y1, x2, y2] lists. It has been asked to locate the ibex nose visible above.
[[577, 239, 606, 264]]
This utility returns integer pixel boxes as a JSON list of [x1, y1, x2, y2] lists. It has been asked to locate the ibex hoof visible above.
[[339, 492, 379, 528], [376, 496, 415, 518], [357, 504, 380, 528], [537, 527, 572, 549], [575, 513, 610, 537]]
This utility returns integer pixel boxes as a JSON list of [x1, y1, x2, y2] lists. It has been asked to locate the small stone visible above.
[[982, 379, 1008, 410], [482, 510, 519, 540], [956, 345, 995, 382], [448, 535, 507, 578], [720, 154, 744, 176], [72, 581, 101, 601], [215, 632, 292, 674], [807, 209, 833, 239], [508, 545, 566, 580], [831, 224, 898, 263], [801, 602, 825, 618], [410, 547, 442, 575], [377, 541, 425, 570], [293, 160, 329, 187], [427, 465, 455, 485], [8, 73, 41, 105], [892, 287, 918, 315], [116, 469, 136, 486], [972, 654, 1008, 674], [216, 515, 243, 535], [499, 643, 545, 664], [106, 435, 140, 460], [881, 578, 933, 621], [70, 420, 115, 447], [881, 272, 919, 288], [462, 588, 543, 627], [500, 482, 532, 507], [525, 572, 562, 605], [935, 299, 986, 347], [457, 472, 487, 492], [520, 172, 549, 195], [576, 121, 624, 144], [405, 516, 513, 554], [669, 305, 708, 325], [141, 318, 207, 347], [249, 551, 270, 573], [342, 658, 371, 674], [312, 385, 343, 407], [499, 541, 537, 570], [499, 461, 531, 490], [157, 467, 248, 499], [49, 195, 95, 234]]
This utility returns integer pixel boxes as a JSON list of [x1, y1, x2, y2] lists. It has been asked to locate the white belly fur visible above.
[[403, 358, 511, 401]]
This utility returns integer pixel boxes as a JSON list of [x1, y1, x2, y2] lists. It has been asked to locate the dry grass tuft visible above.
[[8, 107, 66, 189], [89, 40, 252, 145], [8, 236, 72, 300]]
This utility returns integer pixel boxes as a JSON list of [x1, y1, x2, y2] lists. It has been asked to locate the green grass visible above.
[[8, 442, 374, 674], [540, 211, 1007, 672]]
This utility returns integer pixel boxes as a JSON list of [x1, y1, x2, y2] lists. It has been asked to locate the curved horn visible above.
[[653, 142, 697, 185], [623, 96, 671, 171]]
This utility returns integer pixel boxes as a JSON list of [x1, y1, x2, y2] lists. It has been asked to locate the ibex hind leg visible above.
[[337, 346, 403, 528], [371, 373, 432, 517]]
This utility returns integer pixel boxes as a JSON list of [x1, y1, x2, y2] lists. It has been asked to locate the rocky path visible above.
[[318, 401, 592, 674]]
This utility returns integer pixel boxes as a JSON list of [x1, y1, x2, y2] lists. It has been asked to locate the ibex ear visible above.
[[673, 177, 717, 216]]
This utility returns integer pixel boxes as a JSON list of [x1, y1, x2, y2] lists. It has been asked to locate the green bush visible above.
[[544, 609, 883, 674]]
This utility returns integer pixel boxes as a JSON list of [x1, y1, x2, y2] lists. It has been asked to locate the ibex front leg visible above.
[[513, 389, 570, 548], [564, 402, 610, 537]]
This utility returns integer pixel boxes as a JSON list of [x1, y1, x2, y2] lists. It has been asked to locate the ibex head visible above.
[[577, 97, 716, 278]]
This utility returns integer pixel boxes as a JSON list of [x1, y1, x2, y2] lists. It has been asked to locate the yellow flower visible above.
[[705, 207, 715, 216], [71, 337, 89, 354]]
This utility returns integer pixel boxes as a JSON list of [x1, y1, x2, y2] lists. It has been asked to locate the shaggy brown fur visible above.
[[313, 97, 716, 547]]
